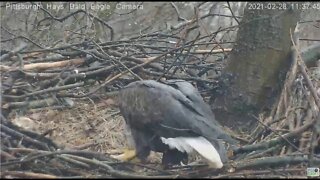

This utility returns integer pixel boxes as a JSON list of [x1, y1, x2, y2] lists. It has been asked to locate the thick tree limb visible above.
[[233, 155, 320, 170], [1, 58, 86, 73], [1, 171, 57, 179]]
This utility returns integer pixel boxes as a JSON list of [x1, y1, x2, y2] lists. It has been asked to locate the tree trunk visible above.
[[213, 3, 301, 131]]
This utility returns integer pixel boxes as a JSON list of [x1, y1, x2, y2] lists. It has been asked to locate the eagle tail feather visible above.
[[160, 136, 223, 168]]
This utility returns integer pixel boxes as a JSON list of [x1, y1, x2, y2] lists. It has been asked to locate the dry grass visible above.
[[10, 98, 125, 151], [8, 96, 165, 163]]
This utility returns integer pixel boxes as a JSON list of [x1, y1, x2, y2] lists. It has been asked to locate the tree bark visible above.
[[213, 3, 301, 131]]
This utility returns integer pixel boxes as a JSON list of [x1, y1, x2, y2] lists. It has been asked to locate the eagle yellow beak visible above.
[[110, 148, 140, 162]]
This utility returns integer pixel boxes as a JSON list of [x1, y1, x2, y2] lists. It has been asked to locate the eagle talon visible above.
[[111, 149, 139, 162]]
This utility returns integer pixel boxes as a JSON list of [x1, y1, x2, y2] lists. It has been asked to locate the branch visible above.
[[1, 58, 86, 73], [234, 119, 315, 153], [0, 42, 28, 61], [1, 171, 57, 179], [2, 97, 65, 110], [66, 48, 182, 98], [0, 124, 50, 150], [170, 2, 188, 22], [233, 155, 320, 170], [226, 2, 240, 25], [301, 43, 320, 67], [290, 29, 320, 108], [3, 82, 85, 100]]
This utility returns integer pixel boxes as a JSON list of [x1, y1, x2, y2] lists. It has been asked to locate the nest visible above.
[[1, 31, 319, 178]]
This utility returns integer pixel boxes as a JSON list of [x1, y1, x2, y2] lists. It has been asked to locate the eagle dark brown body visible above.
[[118, 79, 237, 167]]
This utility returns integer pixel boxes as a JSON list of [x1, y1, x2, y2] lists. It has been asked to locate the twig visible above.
[[226, 2, 240, 25], [1, 58, 85, 72], [0, 26, 43, 48], [0, 150, 16, 160], [290, 29, 320, 109], [65, 48, 182, 98], [234, 119, 315, 154], [246, 145, 280, 159], [37, 8, 114, 41], [3, 82, 85, 100], [213, 167, 305, 178], [0, 42, 28, 61], [66, 155, 180, 178], [107, 50, 165, 72], [233, 155, 320, 170], [141, 68, 215, 83], [2, 97, 62, 109], [170, 2, 188, 22], [1, 171, 57, 179], [250, 114, 304, 154], [0, 124, 50, 150], [57, 154, 91, 168], [92, 41, 143, 81]]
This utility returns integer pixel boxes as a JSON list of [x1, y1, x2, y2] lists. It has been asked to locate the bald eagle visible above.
[[114, 79, 237, 168]]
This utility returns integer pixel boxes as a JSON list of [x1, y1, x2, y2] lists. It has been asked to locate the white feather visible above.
[[160, 137, 192, 153], [161, 136, 223, 168]]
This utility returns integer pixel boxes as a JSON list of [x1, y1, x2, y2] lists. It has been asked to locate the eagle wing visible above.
[[119, 80, 235, 143]]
